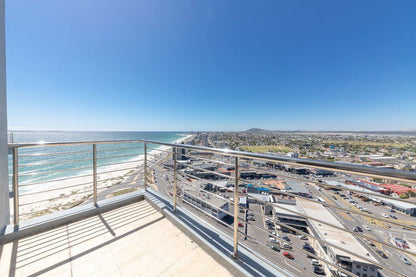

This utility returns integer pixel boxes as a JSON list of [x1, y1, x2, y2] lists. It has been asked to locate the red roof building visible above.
[[382, 184, 416, 196]]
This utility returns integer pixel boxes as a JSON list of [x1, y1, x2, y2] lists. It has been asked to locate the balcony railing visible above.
[[7, 139, 416, 277]]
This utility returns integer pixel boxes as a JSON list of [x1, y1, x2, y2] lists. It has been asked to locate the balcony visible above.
[[1, 139, 416, 277]]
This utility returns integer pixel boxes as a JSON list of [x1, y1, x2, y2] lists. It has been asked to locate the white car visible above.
[[269, 237, 278, 243], [310, 259, 321, 266], [363, 225, 371, 231], [400, 255, 411, 265], [381, 213, 388, 218]]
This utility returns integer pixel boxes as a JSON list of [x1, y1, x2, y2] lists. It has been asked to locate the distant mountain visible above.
[[245, 128, 269, 132]]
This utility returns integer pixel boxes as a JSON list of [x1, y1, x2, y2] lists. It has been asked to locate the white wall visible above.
[[0, 0, 10, 230]]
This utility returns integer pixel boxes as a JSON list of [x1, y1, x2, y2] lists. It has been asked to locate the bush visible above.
[[399, 193, 409, 199]]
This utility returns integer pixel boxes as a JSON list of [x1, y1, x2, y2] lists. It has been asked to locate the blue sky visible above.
[[5, 0, 416, 131]]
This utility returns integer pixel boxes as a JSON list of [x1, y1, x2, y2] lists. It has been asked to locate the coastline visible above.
[[16, 133, 194, 220]]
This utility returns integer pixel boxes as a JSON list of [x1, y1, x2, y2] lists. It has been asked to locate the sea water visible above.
[[8, 131, 188, 193]]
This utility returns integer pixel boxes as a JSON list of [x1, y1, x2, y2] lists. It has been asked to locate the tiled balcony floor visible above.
[[0, 201, 233, 277]]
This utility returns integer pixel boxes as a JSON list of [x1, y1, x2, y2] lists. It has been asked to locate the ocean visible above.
[[8, 131, 189, 193]]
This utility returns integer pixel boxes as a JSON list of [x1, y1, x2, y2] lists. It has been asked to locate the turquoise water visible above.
[[8, 131, 188, 192]]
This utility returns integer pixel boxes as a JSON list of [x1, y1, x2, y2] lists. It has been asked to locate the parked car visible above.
[[376, 250, 388, 258], [363, 225, 371, 231], [313, 266, 325, 275], [269, 237, 278, 243], [317, 197, 326, 203], [282, 236, 291, 242], [353, 226, 363, 232], [238, 222, 244, 227], [364, 239, 375, 246], [283, 252, 294, 259], [390, 209, 396, 213], [310, 259, 321, 266], [394, 238, 409, 249], [400, 255, 411, 265], [381, 213, 389, 218], [389, 214, 397, 219], [269, 245, 280, 252], [303, 244, 315, 254], [281, 242, 292, 250], [299, 235, 308, 240]]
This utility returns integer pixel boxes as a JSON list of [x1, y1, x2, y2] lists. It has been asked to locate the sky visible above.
[[5, 0, 416, 131]]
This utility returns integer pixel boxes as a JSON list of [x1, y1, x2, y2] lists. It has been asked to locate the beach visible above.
[[15, 134, 194, 221]]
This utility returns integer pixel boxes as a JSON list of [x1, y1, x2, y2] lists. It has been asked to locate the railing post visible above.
[[93, 144, 97, 205], [173, 147, 178, 211], [233, 156, 239, 258], [144, 143, 147, 191], [12, 147, 19, 226]]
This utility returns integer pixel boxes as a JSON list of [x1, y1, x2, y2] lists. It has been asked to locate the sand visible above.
[[13, 134, 194, 221]]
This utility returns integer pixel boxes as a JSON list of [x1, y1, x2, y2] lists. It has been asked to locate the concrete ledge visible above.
[[0, 190, 145, 244], [144, 188, 293, 277]]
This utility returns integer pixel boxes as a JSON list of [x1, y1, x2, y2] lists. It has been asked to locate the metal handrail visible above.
[[9, 139, 416, 184], [8, 138, 416, 277]]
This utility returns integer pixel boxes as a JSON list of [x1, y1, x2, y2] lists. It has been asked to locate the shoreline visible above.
[[15, 133, 195, 220]]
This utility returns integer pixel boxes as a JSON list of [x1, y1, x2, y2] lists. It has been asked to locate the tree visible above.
[[399, 193, 409, 199]]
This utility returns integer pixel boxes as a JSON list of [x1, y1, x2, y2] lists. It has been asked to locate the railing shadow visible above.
[[2, 201, 163, 277], [147, 191, 282, 277]]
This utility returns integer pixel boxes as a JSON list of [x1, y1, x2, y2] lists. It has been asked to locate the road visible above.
[[311, 183, 416, 277], [149, 161, 320, 276], [86, 152, 416, 277]]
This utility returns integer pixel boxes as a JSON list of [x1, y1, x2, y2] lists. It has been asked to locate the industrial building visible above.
[[298, 199, 380, 277], [273, 202, 309, 233], [182, 188, 230, 220]]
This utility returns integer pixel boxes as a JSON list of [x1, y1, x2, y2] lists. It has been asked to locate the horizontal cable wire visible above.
[[96, 166, 139, 176], [149, 160, 399, 274], [243, 162, 416, 205], [96, 152, 142, 160], [19, 190, 93, 207], [235, 175, 416, 231], [234, 191, 407, 276], [97, 146, 143, 153], [19, 157, 93, 168], [18, 165, 92, 177], [175, 189, 358, 277], [241, 188, 416, 257], [18, 173, 93, 188], [97, 158, 144, 168], [20, 181, 93, 197], [18, 149, 92, 157]]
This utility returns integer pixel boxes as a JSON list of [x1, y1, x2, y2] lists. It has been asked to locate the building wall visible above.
[[0, 0, 10, 230], [183, 192, 229, 220], [352, 261, 378, 277]]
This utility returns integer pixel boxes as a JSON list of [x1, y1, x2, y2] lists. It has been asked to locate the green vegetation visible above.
[[240, 145, 292, 153], [399, 190, 415, 199]]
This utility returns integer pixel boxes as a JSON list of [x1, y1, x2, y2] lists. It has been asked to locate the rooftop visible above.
[[298, 198, 378, 264]]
